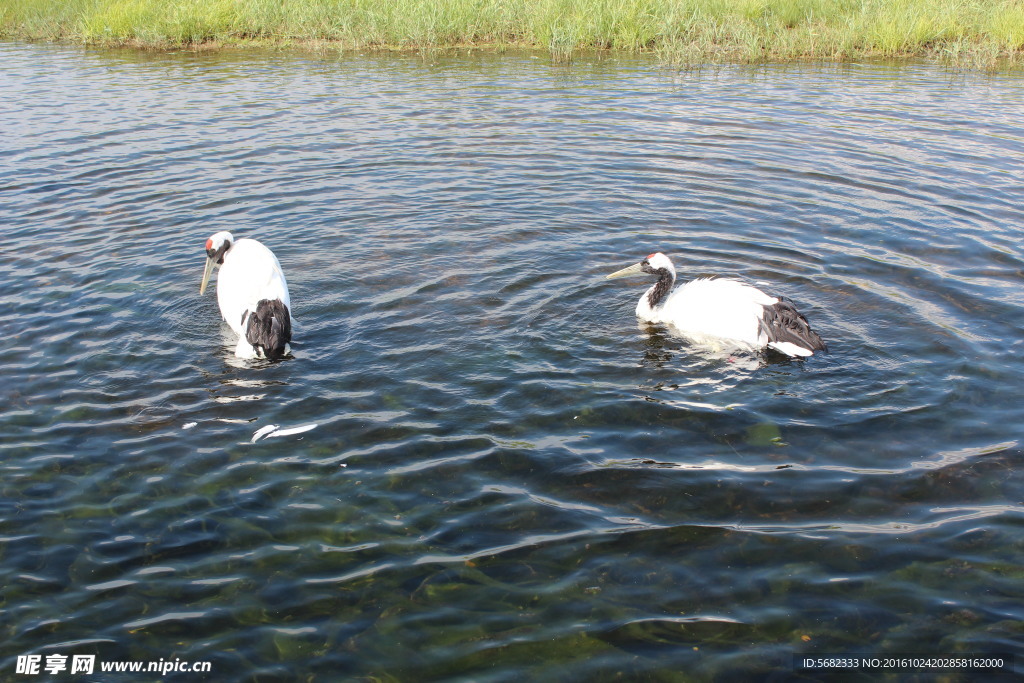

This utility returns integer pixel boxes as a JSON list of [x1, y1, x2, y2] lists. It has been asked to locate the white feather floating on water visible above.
[[250, 423, 317, 443], [251, 424, 280, 442], [266, 424, 317, 438]]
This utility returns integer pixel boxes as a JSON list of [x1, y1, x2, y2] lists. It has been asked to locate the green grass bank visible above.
[[3, 0, 1024, 65]]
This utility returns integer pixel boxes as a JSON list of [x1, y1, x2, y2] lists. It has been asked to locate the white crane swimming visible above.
[[606, 252, 826, 358], [200, 231, 292, 360]]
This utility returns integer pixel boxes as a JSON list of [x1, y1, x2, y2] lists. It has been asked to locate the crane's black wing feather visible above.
[[758, 298, 827, 353], [245, 298, 292, 359]]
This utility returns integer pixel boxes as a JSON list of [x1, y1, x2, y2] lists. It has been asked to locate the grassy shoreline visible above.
[[3, 0, 1024, 66]]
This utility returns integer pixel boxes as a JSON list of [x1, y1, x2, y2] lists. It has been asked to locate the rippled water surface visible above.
[[2, 42, 1023, 680]]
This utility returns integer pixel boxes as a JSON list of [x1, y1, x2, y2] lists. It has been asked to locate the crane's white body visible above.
[[216, 239, 290, 335], [637, 276, 782, 351], [201, 233, 292, 359], [608, 252, 824, 358]]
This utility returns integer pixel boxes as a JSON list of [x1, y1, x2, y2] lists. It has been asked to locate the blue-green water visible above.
[[1, 43, 1023, 681]]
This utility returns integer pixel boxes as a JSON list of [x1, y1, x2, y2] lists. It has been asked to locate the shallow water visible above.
[[1, 43, 1023, 680]]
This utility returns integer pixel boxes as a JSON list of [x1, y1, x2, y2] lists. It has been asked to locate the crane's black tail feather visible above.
[[758, 298, 827, 354], [245, 299, 292, 359]]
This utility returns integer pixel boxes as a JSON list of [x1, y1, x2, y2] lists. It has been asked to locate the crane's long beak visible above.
[[606, 262, 645, 280], [200, 257, 217, 295]]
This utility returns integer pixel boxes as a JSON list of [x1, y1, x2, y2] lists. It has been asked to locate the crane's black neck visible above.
[[647, 268, 675, 308]]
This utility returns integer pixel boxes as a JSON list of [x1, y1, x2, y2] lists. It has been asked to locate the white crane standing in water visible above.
[[607, 252, 826, 358], [200, 231, 292, 360]]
